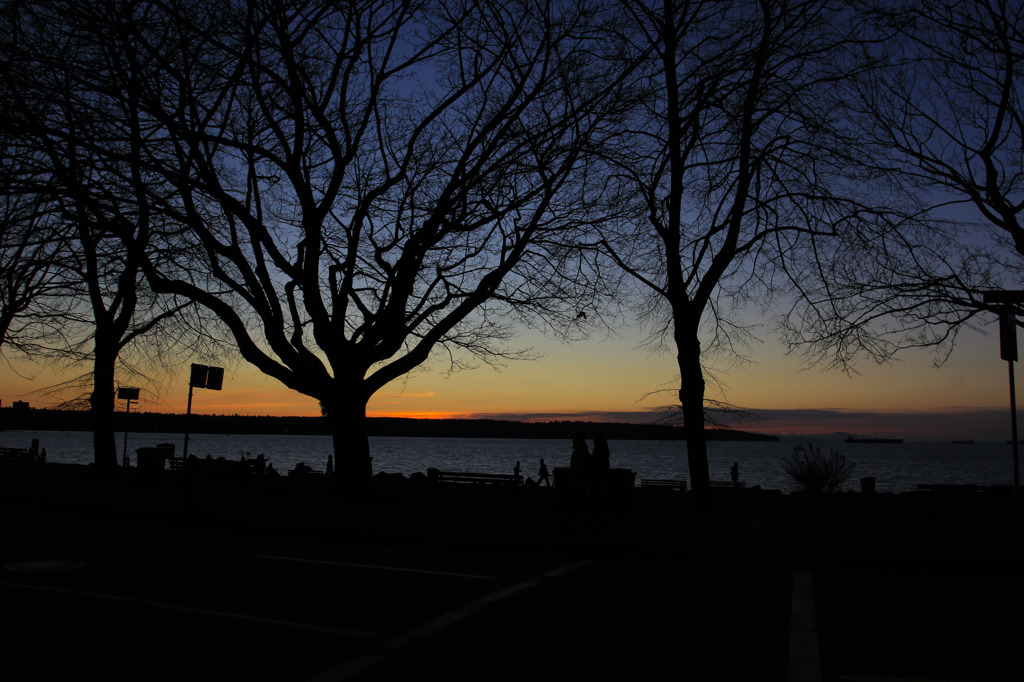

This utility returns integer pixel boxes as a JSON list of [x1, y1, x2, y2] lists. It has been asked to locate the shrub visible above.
[[781, 443, 855, 493]]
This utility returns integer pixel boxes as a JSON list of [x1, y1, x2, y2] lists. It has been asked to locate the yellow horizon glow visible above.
[[0, 323, 1012, 439]]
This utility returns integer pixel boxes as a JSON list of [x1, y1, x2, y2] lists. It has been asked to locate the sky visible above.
[[1, 317, 1020, 443]]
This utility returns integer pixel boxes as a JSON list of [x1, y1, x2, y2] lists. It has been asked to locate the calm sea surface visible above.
[[2, 429, 1020, 493]]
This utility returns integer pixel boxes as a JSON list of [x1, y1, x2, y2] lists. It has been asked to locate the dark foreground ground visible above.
[[2, 464, 1022, 681]]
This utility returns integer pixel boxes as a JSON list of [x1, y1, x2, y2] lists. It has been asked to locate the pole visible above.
[[985, 293, 1024, 550], [122, 398, 132, 467], [183, 382, 194, 461], [1012, 360, 1021, 487], [1010, 358, 1021, 551]]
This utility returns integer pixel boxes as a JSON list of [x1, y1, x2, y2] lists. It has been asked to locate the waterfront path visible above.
[[2, 467, 1021, 681]]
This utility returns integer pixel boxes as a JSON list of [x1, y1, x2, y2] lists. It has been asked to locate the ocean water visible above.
[[2, 429, 1020, 493]]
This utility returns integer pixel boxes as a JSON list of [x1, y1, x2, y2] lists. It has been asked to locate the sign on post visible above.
[[190, 364, 208, 388], [189, 364, 224, 390], [183, 364, 225, 459], [1001, 311, 1018, 363], [205, 366, 224, 391]]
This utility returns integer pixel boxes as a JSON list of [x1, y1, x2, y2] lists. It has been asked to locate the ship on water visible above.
[[844, 435, 904, 444]]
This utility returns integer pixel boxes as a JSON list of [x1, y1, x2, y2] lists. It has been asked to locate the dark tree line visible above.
[[1, 0, 1020, 494]]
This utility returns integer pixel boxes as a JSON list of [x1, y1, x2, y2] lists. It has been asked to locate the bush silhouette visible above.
[[781, 443, 855, 493]]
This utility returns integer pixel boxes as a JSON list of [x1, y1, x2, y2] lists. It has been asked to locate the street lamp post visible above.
[[983, 290, 1024, 550], [117, 387, 140, 467]]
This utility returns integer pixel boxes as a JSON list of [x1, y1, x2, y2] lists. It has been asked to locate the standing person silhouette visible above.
[[589, 435, 611, 524], [569, 434, 589, 491], [567, 433, 590, 521], [730, 462, 739, 487], [592, 435, 610, 476], [537, 458, 550, 486]]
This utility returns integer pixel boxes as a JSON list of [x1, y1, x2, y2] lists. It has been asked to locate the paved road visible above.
[[2, 509, 582, 681], [2, 537, 797, 681], [3, 477, 1023, 681]]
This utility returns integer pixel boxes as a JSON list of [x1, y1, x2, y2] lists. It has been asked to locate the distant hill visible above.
[[0, 407, 778, 442], [366, 417, 777, 441]]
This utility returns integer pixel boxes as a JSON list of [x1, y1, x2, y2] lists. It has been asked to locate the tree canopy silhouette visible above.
[[593, 0, 890, 495], [785, 0, 1024, 367], [6, 0, 616, 485]]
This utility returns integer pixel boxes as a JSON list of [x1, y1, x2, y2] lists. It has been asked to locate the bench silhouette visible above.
[[638, 479, 746, 491], [640, 478, 687, 491], [428, 468, 523, 486], [0, 446, 42, 471]]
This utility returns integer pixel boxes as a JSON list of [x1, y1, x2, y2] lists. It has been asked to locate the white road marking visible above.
[[0, 581, 381, 638], [789, 571, 822, 682], [306, 560, 594, 682]]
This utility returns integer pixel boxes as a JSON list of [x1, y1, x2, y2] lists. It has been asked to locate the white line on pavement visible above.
[[789, 571, 823, 682], [305, 560, 594, 682], [0, 581, 382, 639]]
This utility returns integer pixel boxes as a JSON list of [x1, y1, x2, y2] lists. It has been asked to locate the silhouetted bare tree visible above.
[[1, 1, 199, 468], [596, 0, 886, 495], [43, 0, 619, 486], [785, 0, 1024, 366], [0, 188, 70, 357], [0, 78, 74, 355]]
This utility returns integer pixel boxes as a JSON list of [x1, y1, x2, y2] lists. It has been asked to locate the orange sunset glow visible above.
[[2, 322, 1018, 443]]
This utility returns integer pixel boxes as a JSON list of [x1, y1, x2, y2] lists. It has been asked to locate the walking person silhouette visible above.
[[537, 458, 550, 486]]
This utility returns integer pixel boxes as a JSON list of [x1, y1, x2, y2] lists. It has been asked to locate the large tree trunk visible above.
[[90, 345, 118, 470], [676, 326, 710, 499], [323, 390, 373, 492]]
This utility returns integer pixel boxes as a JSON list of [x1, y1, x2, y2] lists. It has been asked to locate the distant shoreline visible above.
[[0, 407, 779, 442]]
